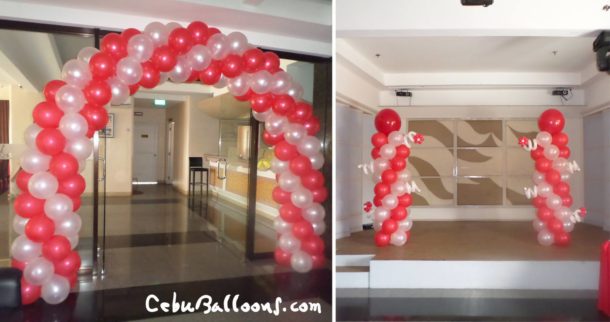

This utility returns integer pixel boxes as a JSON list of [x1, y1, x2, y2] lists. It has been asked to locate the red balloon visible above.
[[36, 128, 66, 155], [168, 28, 193, 54], [71, 196, 81, 211], [390, 157, 407, 171], [535, 158, 552, 173], [381, 169, 397, 185], [100, 33, 127, 60], [375, 109, 401, 135], [289, 156, 312, 176], [545, 170, 561, 185], [263, 52, 280, 73], [303, 116, 321, 136], [16, 170, 32, 192], [84, 80, 112, 106], [301, 170, 325, 190], [374, 183, 391, 198], [279, 203, 302, 223], [398, 194, 413, 207], [311, 187, 328, 203], [536, 207, 554, 221], [243, 48, 265, 73], [121, 28, 140, 41], [250, 93, 274, 113], [555, 231, 571, 247], [21, 278, 41, 305], [552, 132, 569, 147], [395, 145, 411, 159], [530, 147, 544, 160], [11, 259, 26, 271], [371, 148, 380, 159], [33, 101, 63, 128], [275, 141, 299, 161], [272, 187, 291, 204], [262, 131, 283, 146], [199, 60, 222, 85], [80, 104, 109, 131], [532, 196, 547, 209], [288, 102, 313, 124], [25, 215, 55, 243], [85, 127, 95, 139], [139, 61, 160, 89], [373, 195, 383, 207], [274, 248, 292, 267], [553, 182, 570, 197], [129, 83, 140, 95], [371, 132, 388, 148], [234, 89, 253, 102], [187, 21, 209, 45], [301, 236, 325, 255], [152, 45, 178, 72], [562, 195, 573, 207], [391, 207, 407, 221], [14, 193, 44, 218], [272, 95, 295, 116], [311, 254, 326, 268], [221, 54, 244, 78], [54, 251, 81, 277], [43, 80, 66, 102], [89, 52, 116, 80], [186, 69, 200, 82], [58, 174, 86, 198], [292, 221, 314, 239], [49, 153, 79, 180], [538, 109, 565, 134], [382, 219, 398, 234], [42, 235, 72, 262], [548, 218, 564, 233], [374, 232, 390, 247], [559, 146, 571, 159], [207, 27, 220, 37]]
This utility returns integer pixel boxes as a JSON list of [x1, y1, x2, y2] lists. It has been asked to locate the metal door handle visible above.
[[218, 158, 227, 180], [98, 157, 106, 182]]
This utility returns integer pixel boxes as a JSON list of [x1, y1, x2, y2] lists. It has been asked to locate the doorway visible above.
[[133, 123, 159, 184]]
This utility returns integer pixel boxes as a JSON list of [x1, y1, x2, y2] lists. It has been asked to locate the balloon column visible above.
[[363, 109, 423, 247], [520, 108, 585, 247], [12, 21, 327, 305]]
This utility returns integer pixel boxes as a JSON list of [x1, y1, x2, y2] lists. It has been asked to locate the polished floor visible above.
[[0, 185, 331, 321]]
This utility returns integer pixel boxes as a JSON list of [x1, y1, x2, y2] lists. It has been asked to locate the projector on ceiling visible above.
[[461, 0, 493, 7]]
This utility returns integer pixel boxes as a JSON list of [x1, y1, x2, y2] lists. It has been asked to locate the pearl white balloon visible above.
[[273, 217, 292, 234], [536, 131, 552, 147], [127, 34, 155, 62], [278, 233, 300, 252], [12, 216, 29, 235], [65, 137, 93, 161], [55, 85, 85, 113], [108, 77, 129, 105], [250, 70, 273, 94], [388, 131, 405, 146], [309, 153, 324, 170], [382, 194, 398, 209], [11, 235, 41, 262], [61, 59, 92, 88], [545, 194, 563, 210], [543, 144, 559, 160], [207, 33, 230, 60], [59, 113, 88, 140], [532, 218, 546, 232], [537, 229, 554, 246], [41, 275, 70, 305], [20, 148, 51, 173], [77, 46, 99, 63], [379, 144, 396, 160], [556, 207, 572, 221], [271, 71, 293, 95], [553, 158, 569, 173], [253, 109, 271, 123], [44, 194, 73, 222], [116, 57, 143, 85], [24, 257, 54, 285], [563, 219, 575, 232], [55, 213, 82, 237], [24, 123, 42, 148], [188, 45, 212, 71], [270, 157, 289, 174], [297, 136, 322, 158], [391, 181, 407, 195], [561, 173, 571, 181], [213, 75, 228, 88], [265, 113, 287, 136], [286, 82, 303, 101], [78, 159, 86, 173], [165, 21, 182, 32], [169, 56, 193, 83], [144, 21, 169, 46], [399, 218, 413, 231], [284, 123, 307, 145], [373, 159, 390, 176], [278, 171, 300, 192], [537, 182, 553, 197], [67, 234, 79, 249], [227, 74, 251, 97], [398, 169, 412, 182], [390, 231, 407, 246], [291, 188, 313, 209], [374, 207, 390, 222], [28, 172, 58, 199], [373, 220, 382, 232], [312, 221, 326, 235], [532, 171, 546, 185], [290, 250, 313, 273], [303, 204, 325, 223], [226, 32, 249, 54]]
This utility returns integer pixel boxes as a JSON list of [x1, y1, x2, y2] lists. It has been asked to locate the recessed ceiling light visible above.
[[154, 99, 166, 107]]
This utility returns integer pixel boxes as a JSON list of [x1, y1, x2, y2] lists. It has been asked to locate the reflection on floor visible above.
[[0, 185, 330, 321], [337, 289, 610, 321]]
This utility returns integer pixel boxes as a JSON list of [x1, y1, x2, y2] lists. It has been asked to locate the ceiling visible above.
[[346, 36, 596, 73]]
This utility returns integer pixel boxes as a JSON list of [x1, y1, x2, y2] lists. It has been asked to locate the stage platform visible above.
[[337, 221, 609, 290]]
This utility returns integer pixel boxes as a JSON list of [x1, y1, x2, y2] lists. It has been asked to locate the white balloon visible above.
[[226, 32, 249, 54], [537, 182, 553, 197], [546, 194, 563, 210], [55, 85, 86, 113], [165, 21, 182, 32], [537, 229, 554, 246], [303, 203, 325, 223], [77, 46, 99, 63], [227, 73, 251, 97], [374, 207, 390, 222], [213, 75, 228, 88], [391, 180, 407, 195], [381, 194, 398, 209], [271, 71, 293, 95], [65, 137, 93, 161], [543, 144, 559, 160], [44, 194, 73, 222], [61, 59, 92, 88], [265, 113, 287, 136], [12, 216, 29, 235], [556, 207, 572, 221], [399, 218, 413, 231], [390, 231, 407, 246], [552, 158, 569, 173], [278, 171, 300, 192], [278, 233, 300, 252], [188, 45, 212, 71], [287, 82, 303, 101], [108, 77, 129, 105], [11, 235, 41, 262], [28, 172, 58, 199], [41, 275, 71, 305], [59, 113, 89, 140], [297, 136, 322, 158], [24, 124, 42, 149], [379, 144, 396, 160], [532, 171, 546, 185], [536, 131, 552, 147], [55, 213, 82, 237], [563, 219, 575, 232], [127, 34, 155, 62], [388, 131, 404, 146], [532, 218, 546, 232], [253, 109, 272, 123], [67, 234, 79, 249], [169, 55, 193, 83], [290, 250, 313, 273], [20, 148, 51, 174], [312, 221, 326, 235], [291, 188, 313, 209], [24, 257, 54, 285], [273, 217, 292, 234], [116, 57, 143, 85], [270, 157, 289, 174], [309, 153, 324, 170], [144, 21, 169, 46], [398, 169, 412, 182], [207, 33, 230, 60], [284, 123, 307, 145], [250, 70, 273, 94]]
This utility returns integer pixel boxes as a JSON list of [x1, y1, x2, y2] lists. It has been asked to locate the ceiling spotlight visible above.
[[461, 0, 493, 7]]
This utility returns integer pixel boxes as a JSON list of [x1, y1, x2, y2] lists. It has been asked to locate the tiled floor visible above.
[[0, 185, 331, 321]]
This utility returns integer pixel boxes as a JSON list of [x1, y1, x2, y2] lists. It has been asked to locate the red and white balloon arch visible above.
[[11, 21, 327, 305]]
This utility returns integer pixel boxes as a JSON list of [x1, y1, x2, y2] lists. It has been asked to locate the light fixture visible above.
[[154, 99, 166, 107]]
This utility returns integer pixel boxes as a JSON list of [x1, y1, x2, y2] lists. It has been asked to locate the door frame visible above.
[[133, 122, 160, 184], [166, 121, 175, 184]]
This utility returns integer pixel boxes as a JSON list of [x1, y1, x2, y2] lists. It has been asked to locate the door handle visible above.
[[217, 158, 227, 180]]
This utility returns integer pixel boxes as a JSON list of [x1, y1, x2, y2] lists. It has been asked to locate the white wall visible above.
[[104, 105, 134, 196], [188, 97, 219, 164], [134, 106, 167, 182], [166, 101, 189, 194]]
